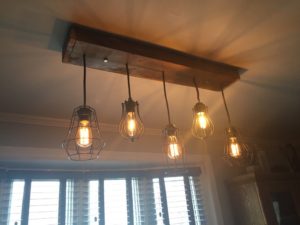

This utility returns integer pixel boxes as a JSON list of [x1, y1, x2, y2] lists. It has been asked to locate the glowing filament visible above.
[[197, 112, 207, 129], [127, 112, 137, 137], [167, 136, 182, 159], [76, 120, 92, 148], [229, 137, 241, 158]]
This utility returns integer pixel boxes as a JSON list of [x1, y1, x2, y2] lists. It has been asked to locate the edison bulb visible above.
[[76, 120, 93, 148], [120, 100, 144, 141], [197, 112, 208, 129], [126, 112, 137, 137], [228, 137, 241, 158], [192, 102, 214, 139], [166, 135, 182, 159], [224, 127, 253, 166]]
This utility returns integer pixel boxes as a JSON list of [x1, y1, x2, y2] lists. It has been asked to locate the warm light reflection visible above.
[[167, 136, 182, 159], [126, 112, 137, 137], [191, 102, 214, 139], [120, 102, 144, 141], [76, 120, 92, 148], [197, 112, 207, 129], [229, 137, 241, 158]]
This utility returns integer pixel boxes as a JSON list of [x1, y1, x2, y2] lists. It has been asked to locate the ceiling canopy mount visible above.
[[62, 24, 246, 91]]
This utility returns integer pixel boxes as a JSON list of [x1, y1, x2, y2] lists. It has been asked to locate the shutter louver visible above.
[[28, 180, 60, 225], [88, 180, 99, 225], [164, 176, 190, 225], [1, 168, 207, 225], [189, 176, 207, 225], [132, 177, 157, 225], [5, 180, 24, 225], [65, 179, 100, 225], [152, 178, 166, 225], [66, 179, 89, 225], [0, 179, 11, 224]]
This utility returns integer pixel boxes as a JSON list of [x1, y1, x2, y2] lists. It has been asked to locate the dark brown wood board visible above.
[[62, 24, 246, 91]]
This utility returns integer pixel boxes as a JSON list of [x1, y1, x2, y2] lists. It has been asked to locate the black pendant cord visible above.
[[193, 77, 200, 102], [162, 72, 171, 124], [126, 64, 132, 100], [221, 89, 232, 125], [83, 54, 87, 107]]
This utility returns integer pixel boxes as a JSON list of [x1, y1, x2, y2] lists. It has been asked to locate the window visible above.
[[8, 180, 25, 225], [65, 179, 90, 225], [104, 179, 127, 225], [89, 180, 99, 225], [28, 180, 60, 225], [189, 176, 207, 225], [153, 178, 164, 225], [164, 177, 189, 225], [1, 168, 207, 225]]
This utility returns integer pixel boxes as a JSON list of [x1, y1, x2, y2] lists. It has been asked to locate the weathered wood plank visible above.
[[62, 24, 246, 91]]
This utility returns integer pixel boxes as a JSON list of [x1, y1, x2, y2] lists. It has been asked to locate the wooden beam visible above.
[[62, 24, 246, 91]]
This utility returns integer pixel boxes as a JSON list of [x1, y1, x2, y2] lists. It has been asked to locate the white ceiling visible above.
[[0, 0, 299, 169]]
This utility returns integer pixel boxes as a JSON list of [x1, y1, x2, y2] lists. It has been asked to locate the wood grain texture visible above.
[[62, 24, 246, 91]]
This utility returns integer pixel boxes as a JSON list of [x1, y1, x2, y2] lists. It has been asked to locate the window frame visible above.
[[1, 167, 205, 225], [27, 179, 61, 225]]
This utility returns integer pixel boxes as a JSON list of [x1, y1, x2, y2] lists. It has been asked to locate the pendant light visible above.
[[191, 77, 214, 139], [221, 89, 252, 166], [162, 72, 184, 160], [119, 64, 144, 141], [62, 54, 105, 161]]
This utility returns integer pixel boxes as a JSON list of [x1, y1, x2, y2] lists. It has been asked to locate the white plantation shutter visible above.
[[28, 180, 60, 225], [0, 167, 207, 225], [65, 179, 74, 225], [152, 178, 165, 225], [2, 180, 25, 225], [104, 179, 128, 225], [132, 177, 157, 225], [65, 179, 90, 225], [88, 180, 99, 225], [164, 177, 190, 225], [0, 179, 11, 225], [189, 176, 207, 225], [140, 173, 207, 225], [131, 173, 207, 225], [65, 179, 99, 225]]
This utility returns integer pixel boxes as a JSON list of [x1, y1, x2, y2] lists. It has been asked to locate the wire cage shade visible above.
[[119, 99, 144, 142], [62, 105, 105, 161], [192, 102, 214, 139], [224, 127, 253, 167], [163, 124, 185, 164]]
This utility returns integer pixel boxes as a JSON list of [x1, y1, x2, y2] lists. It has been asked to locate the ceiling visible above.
[[0, 0, 299, 169]]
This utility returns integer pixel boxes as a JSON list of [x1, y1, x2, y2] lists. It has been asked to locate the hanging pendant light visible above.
[[119, 64, 144, 141], [191, 77, 214, 139], [162, 72, 184, 161], [62, 54, 105, 161], [221, 89, 252, 166]]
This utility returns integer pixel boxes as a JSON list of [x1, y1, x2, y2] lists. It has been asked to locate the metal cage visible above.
[[62, 105, 105, 161], [224, 126, 253, 167]]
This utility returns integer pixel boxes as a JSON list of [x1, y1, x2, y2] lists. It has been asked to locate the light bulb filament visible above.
[[197, 112, 207, 129], [127, 112, 137, 137], [167, 136, 182, 159], [169, 143, 179, 158], [229, 137, 241, 158], [76, 120, 92, 148]]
